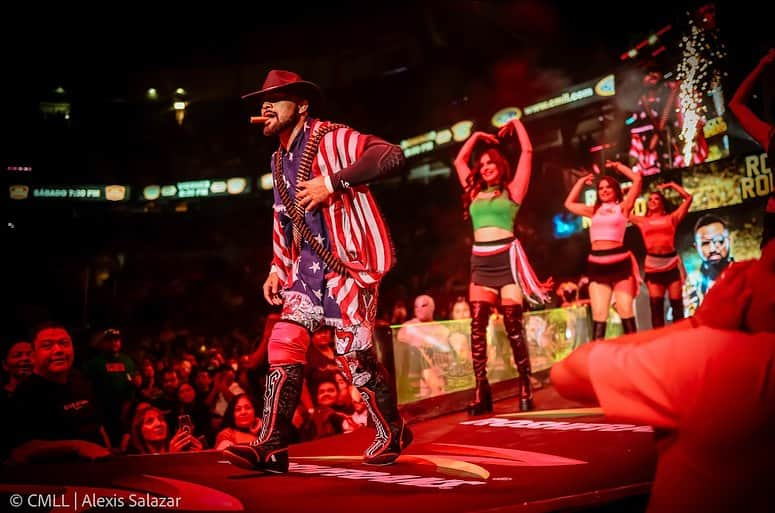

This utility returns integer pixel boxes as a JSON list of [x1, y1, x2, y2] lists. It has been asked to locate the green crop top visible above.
[[469, 192, 519, 230]]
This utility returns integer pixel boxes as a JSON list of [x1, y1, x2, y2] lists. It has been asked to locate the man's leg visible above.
[[222, 321, 309, 472], [335, 325, 412, 465]]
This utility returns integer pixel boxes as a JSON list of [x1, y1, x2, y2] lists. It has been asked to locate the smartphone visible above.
[[178, 414, 193, 434]]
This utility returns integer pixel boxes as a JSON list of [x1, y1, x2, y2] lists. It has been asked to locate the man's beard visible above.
[[263, 112, 298, 137], [700, 255, 732, 293]]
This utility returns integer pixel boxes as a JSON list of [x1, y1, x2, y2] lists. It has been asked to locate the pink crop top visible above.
[[590, 203, 627, 243]]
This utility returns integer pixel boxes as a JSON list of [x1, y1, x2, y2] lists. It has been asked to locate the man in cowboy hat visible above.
[[223, 70, 409, 473]]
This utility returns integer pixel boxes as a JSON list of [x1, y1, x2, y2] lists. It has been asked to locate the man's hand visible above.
[[263, 272, 282, 305], [297, 176, 332, 211]]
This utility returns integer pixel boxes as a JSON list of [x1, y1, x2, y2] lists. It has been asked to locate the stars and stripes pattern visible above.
[[271, 120, 395, 327]]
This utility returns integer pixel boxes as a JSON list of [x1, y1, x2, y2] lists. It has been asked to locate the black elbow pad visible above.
[[377, 144, 406, 175]]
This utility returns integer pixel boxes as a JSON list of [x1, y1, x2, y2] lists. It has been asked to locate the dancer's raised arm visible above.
[[658, 181, 693, 223], [564, 173, 595, 218], [729, 49, 775, 150], [605, 160, 642, 214], [498, 118, 533, 204]]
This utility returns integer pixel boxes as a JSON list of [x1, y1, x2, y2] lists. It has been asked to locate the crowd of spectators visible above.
[[1, 320, 368, 463]]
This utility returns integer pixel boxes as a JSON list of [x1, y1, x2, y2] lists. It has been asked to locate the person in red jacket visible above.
[[551, 240, 775, 513]]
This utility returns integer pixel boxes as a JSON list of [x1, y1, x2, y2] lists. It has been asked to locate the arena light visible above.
[[143, 185, 161, 201], [260, 173, 273, 191], [491, 107, 521, 128], [620, 24, 673, 61], [227, 178, 248, 195]]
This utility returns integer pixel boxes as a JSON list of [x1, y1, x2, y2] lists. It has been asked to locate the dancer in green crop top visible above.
[[454, 117, 550, 415]]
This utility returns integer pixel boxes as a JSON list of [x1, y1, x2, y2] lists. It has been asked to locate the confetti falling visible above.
[[675, 7, 727, 165]]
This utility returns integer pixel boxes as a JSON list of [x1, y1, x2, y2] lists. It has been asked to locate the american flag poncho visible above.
[[271, 120, 395, 326]]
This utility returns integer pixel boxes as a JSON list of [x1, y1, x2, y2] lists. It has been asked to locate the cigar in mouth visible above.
[[250, 116, 270, 124]]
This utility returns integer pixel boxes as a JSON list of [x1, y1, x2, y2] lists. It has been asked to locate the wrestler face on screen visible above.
[[261, 93, 308, 137], [695, 222, 730, 263]]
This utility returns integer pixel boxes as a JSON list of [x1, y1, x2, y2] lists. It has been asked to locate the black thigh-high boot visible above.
[[669, 298, 684, 322], [650, 296, 665, 329], [592, 320, 607, 341], [468, 301, 493, 415], [621, 317, 638, 334], [502, 304, 533, 412], [222, 363, 303, 473], [347, 348, 413, 465]]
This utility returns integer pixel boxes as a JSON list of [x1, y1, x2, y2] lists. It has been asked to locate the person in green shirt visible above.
[[454, 117, 550, 415]]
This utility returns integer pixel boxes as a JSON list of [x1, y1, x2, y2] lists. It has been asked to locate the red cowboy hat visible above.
[[241, 69, 322, 107]]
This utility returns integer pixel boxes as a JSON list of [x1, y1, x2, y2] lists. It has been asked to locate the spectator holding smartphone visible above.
[[128, 406, 202, 454]]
